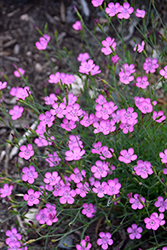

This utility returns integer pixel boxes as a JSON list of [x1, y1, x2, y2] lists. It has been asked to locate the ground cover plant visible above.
[[1, 0, 167, 249]]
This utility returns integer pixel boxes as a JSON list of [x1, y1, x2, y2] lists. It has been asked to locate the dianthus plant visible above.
[[1, 1, 167, 250]]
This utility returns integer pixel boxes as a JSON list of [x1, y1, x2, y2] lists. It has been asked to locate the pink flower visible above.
[[118, 148, 137, 164], [76, 239, 92, 250], [119, 63, 135, 84], [44, 93, 58, 105], [95, 94, 106, 104], [160, 65, 167, 79], [19, 144, 34, 160], [91, 141, 102, 154], [80, 113, 95, 127], [111, 55, 119, 65], [105, 178, 121, 195], [72, 21, 82, 31], [77, 52, 90, 62], [138, 100, 153, 114], [0, 81, 7, 90], [65, 147, 85, 161], [117, 2, 134, 19], [129, 194, 145, 210], [35, 35, 50, 50], [144, 212, 165, 230], [127, 224, 143, 240], [135, 9, 146, 18], [154, 196, 167, 212], [65, 103, 83, 121], [43, 171, 60, 186], [152, 111, 166, 123], [135, 76, 149, 89], [143, 58, 159, 74], [79, 59, 95, 74], [91, 0, 103, 8], [82, 203, 96, 218], [68, 135, 83, 149], [45, 152, 61, 167], [159, 149, 167, 163], [100, 146, 114, 160], [90, 65, 101, 75], [92, 181, 107, 198], [39, 111, 55, 127], [50, 102, 66, 118], [105, 2, 121, 17], [22, 165, 38, 184], [134, 41, 145, 53], [60, 119, 76, 131], [91, 160, 109, 179], [133, 160, 153, 179], [48, 72, 61, 84], [14, 68, 25, 77], [0, 184, 13, 198], [59, 186, 76, 204], [97, 232, 113, 249], [9, 105, 24, 120], [23, 189, 40, 206], [6, 228, 21, 246], [101, 37, 116, 55], [75, 182, 90, 198], [70, 167, 86, 183]]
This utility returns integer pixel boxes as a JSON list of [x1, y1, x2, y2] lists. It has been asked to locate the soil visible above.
[[0, 0, 166, 249]]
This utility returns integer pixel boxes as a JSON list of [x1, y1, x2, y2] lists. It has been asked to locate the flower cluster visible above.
[[35, 203, 58, 225], [119, 63, 135, 84]]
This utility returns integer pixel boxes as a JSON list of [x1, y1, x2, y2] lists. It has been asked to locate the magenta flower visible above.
[[82, 203, 96, 218], [119, 63, 135, 84], [65, 103, 83, 122], [117, 2, 134, 19], [127, 224, 143, 240], [70, 167, 86, 183], [77, 52, 90, 62], [35, 208, 48, 224], [75, 182, 90, 198], [60, 119, 76, 131], [133, 160, 153, 179], [65, 147, 85, 161], [135, 9, 146, 18], [144, 212, 165, 230], [105, 2, 121, 17], [118, 148, 137, 164], [0, 184, 13, 198], [79, 59, 95, 75], [92, 181, 107, 198], [0, 81, 7, 90], [39, 111, 55, 127], [14, 68, 25, 77], [143, 58, 159, 74], [91, 141, 102, 154], [80, 113, 95, 127], [48, 72, 61, 84], [76, 239, 92, 250], [6, 228, 22, 246], [19, 144, 34, 160], [135, 76, 149, 89], [134, 41, 145, 53], [129, 194, 145, 210], [22, 165, 38, 184], [24, 189, 40, 206], [159, 149, 167, 163], [59, 186, 76, 204], [44, 93, 58, 105], [91, 160, 109, 179], [97, 232, 113, 249], [9, 105, 24, 120], [154, 196, 167, 212], [101, 37, 116, 55], [43, 171, 60, 186], [72, 21, 82, 31], [152, 111, 166, 123], [111, 55, 119, 65], [45, 152, 61, 167], [160, 65, 167, 79], [91, 0, 103, 7], [105, 178, 121, 195], [90, 65, 101, 75]]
